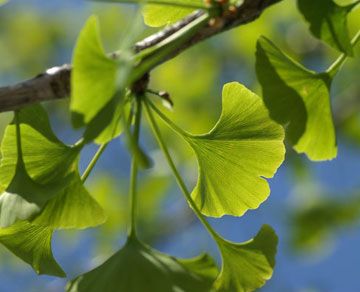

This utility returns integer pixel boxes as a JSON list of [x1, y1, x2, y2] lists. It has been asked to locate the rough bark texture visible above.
[[0, 0, 282, 112]]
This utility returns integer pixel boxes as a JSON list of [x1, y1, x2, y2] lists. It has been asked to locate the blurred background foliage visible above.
[[0, 0, 360, 291]]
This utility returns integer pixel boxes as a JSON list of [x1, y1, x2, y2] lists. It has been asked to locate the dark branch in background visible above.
[[0, 0, 282, 112]]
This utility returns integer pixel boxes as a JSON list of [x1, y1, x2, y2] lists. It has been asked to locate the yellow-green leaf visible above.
[[214, 225, 278, 292], [32, 173, 107, 229], [183, 82, 285, 217], [0, 105, 105, 230], [71, 16, 118, 128], [92, 0, 207, 27], [0, 106, 79, 227], [0, 221, 65, 277], [256, 36, 337, 161], [143, 4, 196, 27]]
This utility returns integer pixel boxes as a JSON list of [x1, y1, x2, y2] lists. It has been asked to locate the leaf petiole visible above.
[[146, 98, 190, 138], [144, 99, 221, 242], [128, 97, 142, 238], [326, 30, 360, 77], [81, 143, 109, 183]]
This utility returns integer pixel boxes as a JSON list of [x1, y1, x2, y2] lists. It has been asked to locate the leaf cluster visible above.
[[0, 0, 359, 291]]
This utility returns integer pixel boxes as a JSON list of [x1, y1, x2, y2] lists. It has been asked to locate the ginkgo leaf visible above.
[[66, 237, 218, 292], [143, 4, 197, 27], [0, 162, 72, 228], [83, 96, 125, 144], [0, 105, 105, 229], [0, 221, 65, 277], [256, 36, 337, 161], [177, 82, 284, 217], [71, 16, 119, 128], [32, 173, 107, 229], [0, 105, 80, 188], [0, 106, 79, 227], [297, 0, 358, 55], [213, 225, 278, 292]]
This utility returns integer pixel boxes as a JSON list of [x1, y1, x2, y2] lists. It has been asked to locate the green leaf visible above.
[[32, 173, 107, 229], [213, 225, 278, 292], [71, 16, 119, 128], [0, 106, 79, 227], [181, 82, 284, 217], [66, 238, 218, 292], [83, 95, 126, 144], [94, 0, 206, 27], [0, 221, 65, 277], [256, 36, 337, 161], [0, 105, 80, 187], [297, 0, 358, 55], [0, 163, 72, 228], [0, 105, 105, 229], [143, 4, 197, 27]]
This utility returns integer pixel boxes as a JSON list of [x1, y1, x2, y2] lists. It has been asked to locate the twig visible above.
[[0, 0, 281, 113]]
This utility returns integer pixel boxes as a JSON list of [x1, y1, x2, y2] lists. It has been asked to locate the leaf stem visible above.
[[13, 110, 27, 169], [128, 97, 142, 239], [146, 98, 190, 138], [81, 143, 108, 183], [326, 30, 360, 77], [144, 99, 221, 241]]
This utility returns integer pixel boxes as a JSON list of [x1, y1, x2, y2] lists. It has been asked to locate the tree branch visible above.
[[0, 0, 282, 112]]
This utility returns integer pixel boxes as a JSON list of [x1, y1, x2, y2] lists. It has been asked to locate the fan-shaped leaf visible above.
[[256, 36, 337, 161], [67, 238, 218, 292], [213, 225, 278, 292], [71, 16, 119, 128], [0, 106, 79, 187], [0, 105, 105, 229], [181, 82, 284, 217], [0, 106, 80, 227], [32, 173, 107, 229], [0, 221, 65, 277], [0, 163, 72, 228]]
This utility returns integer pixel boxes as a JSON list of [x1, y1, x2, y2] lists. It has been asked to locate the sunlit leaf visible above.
[[143, 4, 196, 27], [0, 105, 79, 187], [0, 106, 79, 227], [0, 105, 105, 229], [92, 0, 207, 27], [297, 0, 358, 55], [71, 16, 118, 128], [178, 82, 285, 217], [0, 221, 65, 277], [0, 163, 71, 228], [32, 173, 106, 229], [142, 0, 207, 28], [67, 237, 218, 292], [256, 36, 337, 161], [84, 97, 126, 144], [213, 225, 278, 292]]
